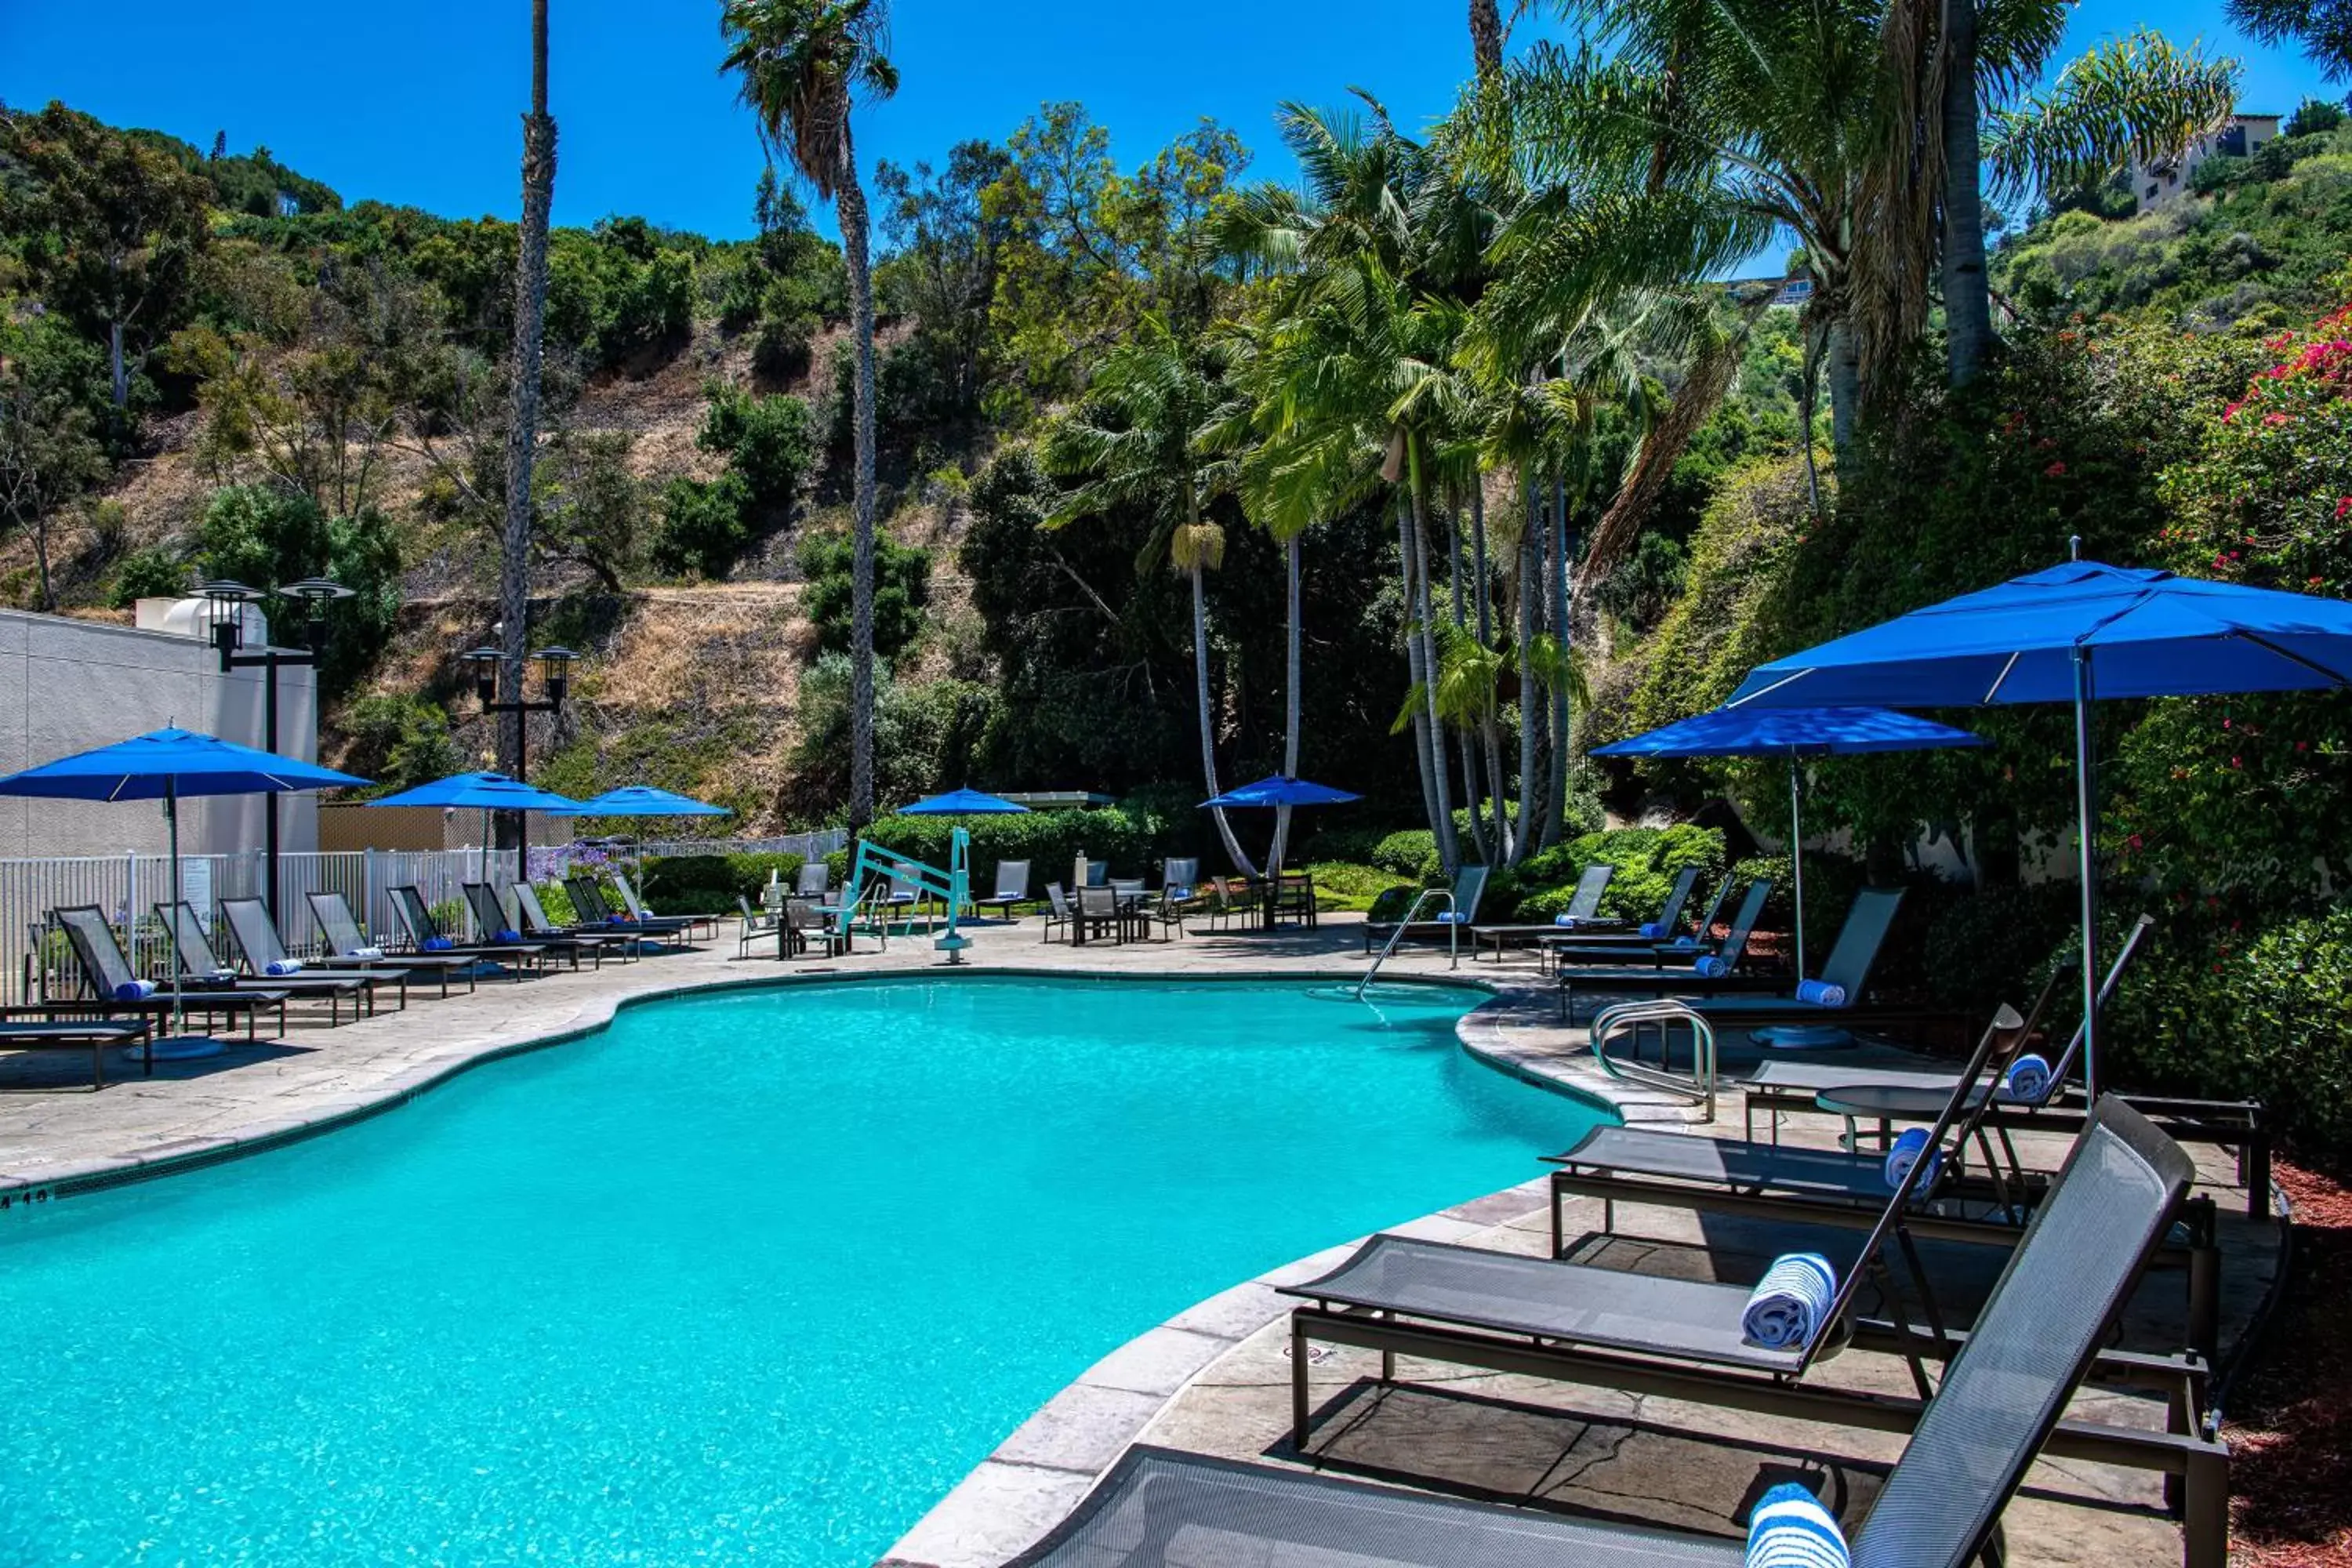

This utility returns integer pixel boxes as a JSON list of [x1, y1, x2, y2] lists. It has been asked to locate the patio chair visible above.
[[0, 1013, 154, 1087], [306, 891, 481, 997], [1360, 863, 1490, 953], [972, 859, 1031, 920], [1268, 1094, 2226, 1568], [1076, 884, 1125, 944], [609, 869, 720, 941], [514, 883, 641, 963], [46, 905, 290, 1040], [156, 902, 378, 1024], [463, 883, 595, 971], [737, 894, 782, 957], [1041, 882, 1073, 943], [1539, 867, 1720, 969], [217, 897, 418, 1013], [795, 860, 832, 899], [1273, 867, 1317, 927], [390, 887, 546, 977], [784, 897, 848, 959], [1544, 878, 1774, 1000]]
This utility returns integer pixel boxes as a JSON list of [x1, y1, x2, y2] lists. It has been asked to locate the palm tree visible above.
[[720, 0, 898, 833], [498, 0, 557, 815], [1044, 314, 1262, 876]]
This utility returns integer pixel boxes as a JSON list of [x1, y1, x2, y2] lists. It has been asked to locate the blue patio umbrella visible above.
[[901, 788, 1030, 815], [567, 785, 732, 818], [1593, 707, 1984, 974], [1724, 552, 2352, 1095], [0, 728, 368, 1051], [365, 771, 586, 881], [1201, 775, 1365, 809]]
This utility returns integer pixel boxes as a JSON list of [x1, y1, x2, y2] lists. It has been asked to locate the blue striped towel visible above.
[[1741, 1254, 1837, 1349], [1998, 1052, 2053, 1103], [1884, 1127, 1942, 1192], [264, 959, 303, 977], [1639, 920, 1664, 938], [1434, 910, 1470, 924], [1694, 954, 1730, 977], [421, 936, 455, 953], [1746, 1482, 1849, 1568], [1794, 978, 1847, 1007]]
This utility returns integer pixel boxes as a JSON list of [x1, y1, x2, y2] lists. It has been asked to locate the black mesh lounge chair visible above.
[[1472, 864, 1623, 959], [390, 887, 546, 976], [305, 891, 480, 997], [1555, 884, 1903, 1022], [1548, 879, 1774, 1003], [463, 883, 596, 971], [1530, 866, 1710, 969], [1361, 864, 1490, 953], [565, 876, 691, 942], [0, 1014, 153, 1087], [609, 869, 720, 940], [1258, 1096, 2228, 1568], [974, 859, 1032, 920], [158, 902, 377, 1023], [48, 906, 289, 1040], [214, 898, 412, 1013], [513, 884, 638, 962]]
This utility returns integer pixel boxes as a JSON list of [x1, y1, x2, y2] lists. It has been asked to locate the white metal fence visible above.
[[1, 832, 845, 1006]]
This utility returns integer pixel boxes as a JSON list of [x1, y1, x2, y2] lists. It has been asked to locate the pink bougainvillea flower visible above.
[[2263, 412, 2291, 426], [2336, 499, 2351, 520], [2043, 460, 2067, 478]]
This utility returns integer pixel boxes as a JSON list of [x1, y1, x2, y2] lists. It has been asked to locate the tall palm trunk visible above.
[[499, 0, 556, 866], [1541, 466, 1571, 848], [1268, 533, 1302, 873], [1407, 442, 1461, 874], [837, 129, 879, 835], [1826, 316, 1863, 452], [1941, 0, 1993, 387], [1471, 482, 1510, 861], [1446, 493, 1490, 867], [1190, 561, 1258, 875], [1468, 0, 1504, 78], [1397, 495, 1444, 851], [1515, 469, 1541, 862]]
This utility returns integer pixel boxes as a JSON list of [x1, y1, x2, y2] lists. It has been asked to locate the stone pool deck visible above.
[[0, 915, 2280, 1568]]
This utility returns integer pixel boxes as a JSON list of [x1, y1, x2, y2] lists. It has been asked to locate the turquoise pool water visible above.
[[0, 975, 1610, 1566]]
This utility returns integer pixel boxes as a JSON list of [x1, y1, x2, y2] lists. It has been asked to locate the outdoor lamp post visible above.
[[201, 575, 354, 921], [460, 644, 578, 878]]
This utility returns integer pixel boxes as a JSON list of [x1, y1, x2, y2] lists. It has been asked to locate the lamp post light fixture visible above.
[[199, 575, 354, 922], [461, 644, 579, 878]]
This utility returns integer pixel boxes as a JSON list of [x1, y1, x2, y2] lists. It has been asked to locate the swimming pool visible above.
[[0, 975, 1611, 1565]]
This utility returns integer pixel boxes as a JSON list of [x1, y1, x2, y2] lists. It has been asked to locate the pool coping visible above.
[[0, 956, 1671, 1568]]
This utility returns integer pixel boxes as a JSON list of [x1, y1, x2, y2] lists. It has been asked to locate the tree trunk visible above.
[[1192, 562, 1258, 876], [1268, 532, 1302, 873], [498, 0, 556, 866], [1471, 482, 1508, 859], [107, 319, 128, 411], [1826, 316, 1862, 452], [1941, 0, 1993, 387], [1542, 466, 1571, 848], [1445, 491, 1489, 866], [1408, 443, 1461, 874], [32, 515, 54, 612], [837, 130, 880, 836], [1469, 0, 1504, 78], [1396, 495, 1443, 851], [1515, 468, 1541, 864]]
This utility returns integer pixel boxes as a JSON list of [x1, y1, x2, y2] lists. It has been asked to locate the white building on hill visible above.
[[2132, 113, 2281, 212]]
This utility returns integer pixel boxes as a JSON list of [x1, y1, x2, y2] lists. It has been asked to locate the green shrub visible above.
[[110, 546, 190, 605], [1370, 829, 1440, 880], [860, 798, 1187, 887], [798, 531, 930, 664], [1499, 824, 1728, 922], [1918, 884, 2079, 1016], [652, 474, 752, 579], [636, 851, 810, 914], [1304, 862, 1414, 914]]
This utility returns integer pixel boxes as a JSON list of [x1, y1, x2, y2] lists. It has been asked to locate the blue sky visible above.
[[0, 0, 2333, 245]]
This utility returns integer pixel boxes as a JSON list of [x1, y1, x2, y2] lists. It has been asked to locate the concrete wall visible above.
[[0, 608, 321, 861]]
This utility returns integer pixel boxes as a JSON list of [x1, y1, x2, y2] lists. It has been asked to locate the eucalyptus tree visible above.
[[720, 0, 899, 833], [495, 0, 558, 806], [1044, 313, 1261, 875]]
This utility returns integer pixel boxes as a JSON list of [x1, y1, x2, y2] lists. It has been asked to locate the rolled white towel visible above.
[[1884, 1127, 1943, 1192], [350, 946, 385, 961], [1998, 1052, 2053, 1104], [1746, 1482, 1849, 1568], [263, 959, 304, 977], [1740, 1253, 1837, 1349]]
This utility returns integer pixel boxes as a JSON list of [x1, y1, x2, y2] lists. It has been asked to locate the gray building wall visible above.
[[0, 608, 321, 860]]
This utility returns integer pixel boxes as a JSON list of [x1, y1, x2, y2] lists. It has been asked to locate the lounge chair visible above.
[[217, 898, 417, 1014], [390, 887, 546, 976], [564, 876, 692, 942], [513, 884, 640, 962], [0, 1013, 154, 1087], [1041, 882, 1073, 943], [306, 891, 482, 996], [1360, 863, 1490, 953], [1471, 864, 1623, 960], [1540, 869, 1729, 970], [1555, 883, 1899, 1022], [156, 902, 378, 1023], [1547, 878, 1774, 1005], [609, 869, 720, 941], [46, 906, 290, 1040], [463, 883, 597, 971], [1271, 1094, 2224, 1565], [972, 859, 1031, 920]]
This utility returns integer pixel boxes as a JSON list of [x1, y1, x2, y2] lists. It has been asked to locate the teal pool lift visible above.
[[843, 789, 1029, 964]]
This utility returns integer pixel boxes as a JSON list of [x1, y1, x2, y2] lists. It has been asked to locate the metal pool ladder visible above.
[[1586, 997, 1719, 1119], [1356, 887, 1458, 999]]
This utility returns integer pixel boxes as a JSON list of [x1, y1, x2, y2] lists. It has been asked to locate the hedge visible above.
[[861, 802, 1186, 887], [1495, 825, 1728, 923], [636, 852, 806, 915]]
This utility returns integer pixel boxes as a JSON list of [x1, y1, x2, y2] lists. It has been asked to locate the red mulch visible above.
[[2227, 1158, 2352, 1566]]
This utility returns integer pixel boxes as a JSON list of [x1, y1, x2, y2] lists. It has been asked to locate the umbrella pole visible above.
[[2072, 648, 2101, 1102], [1788, 757, 1806, 978]]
